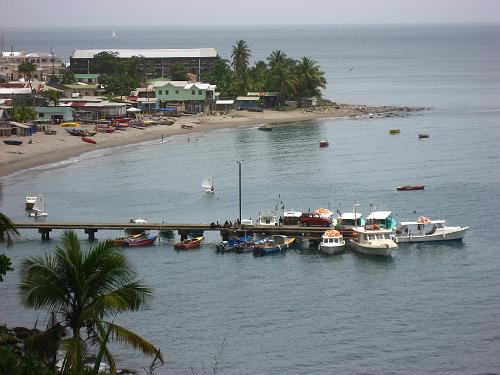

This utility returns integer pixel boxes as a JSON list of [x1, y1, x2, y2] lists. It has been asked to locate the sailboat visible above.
[[29, 194, 47, 217], [201, 177, 214, 194], [111, 30, 117, 38]]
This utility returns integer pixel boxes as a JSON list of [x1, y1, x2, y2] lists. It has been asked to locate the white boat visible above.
[[29, 195, 47, 217], [258, 210, 277, 226], [25, 195, 37, 210], [339, 212, 364, 230], [394, 216, 468, 243], [349, 226, 397, 257], [365, 210, 397, 230], [318, 229, 345, 255], [201, 177, 214, 194]]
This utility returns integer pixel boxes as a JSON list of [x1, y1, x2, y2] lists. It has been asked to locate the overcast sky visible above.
[[2, 0, 500, 27]]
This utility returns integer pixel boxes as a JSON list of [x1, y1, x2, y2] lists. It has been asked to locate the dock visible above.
[[12, 222, 351, 241]]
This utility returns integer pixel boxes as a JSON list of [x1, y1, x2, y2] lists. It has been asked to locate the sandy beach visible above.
[[0, 104, 414, 178]]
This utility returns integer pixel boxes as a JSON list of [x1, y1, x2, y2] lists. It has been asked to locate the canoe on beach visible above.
[[81, 137, 96, 144], [3, 139, 23, 145]]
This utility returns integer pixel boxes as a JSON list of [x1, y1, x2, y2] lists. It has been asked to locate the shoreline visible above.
[[0, 104, 420, 178]]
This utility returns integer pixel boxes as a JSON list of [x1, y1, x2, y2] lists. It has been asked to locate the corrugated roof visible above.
[[366, 211, 393, 220], [72, 48, 218, 59], [216, 100, 234, 105], [236, 96, 260, 101], [0, 88, 32, 94]]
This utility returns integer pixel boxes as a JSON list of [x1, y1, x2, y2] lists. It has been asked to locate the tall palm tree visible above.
[[231, 40, 251, 73], [20, 230, 163, 374], [269, 63, 298, 105], [267, 50, 288, 70], [296, 57, 327, 99]]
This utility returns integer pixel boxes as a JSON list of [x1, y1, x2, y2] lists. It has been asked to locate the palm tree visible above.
[[20, 230, 163, 374], [231, 40, 251, 73], [296, 57, 327, 99], [18, 60, 37, 81], [43, 89, 64, 106], [0, 211, 19, 282]]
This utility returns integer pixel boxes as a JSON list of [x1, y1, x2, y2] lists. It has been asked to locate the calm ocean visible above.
[[1, 24, 500, 374]]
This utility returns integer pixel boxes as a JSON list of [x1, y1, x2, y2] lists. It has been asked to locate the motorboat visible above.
[[216, 235, 253, 253], [365, 211, 397, 230], [25, 195, 37, 210], [29, 194, 47, 217], [339, 212, 364, 230], [253, 235, 295, 255], [125, 234, 158, 247], [397, 184, 425, 191], [258, 124, 273, 131], [318, 230, 345, 255], [394, 216, 468, 243], [174, 236, 203, 250], [201, 177, 215, 194], [319, 140, 329, 147], [258, 210, 277, 226], [418, 133, 429, 139], [349, 226, 397, 257]]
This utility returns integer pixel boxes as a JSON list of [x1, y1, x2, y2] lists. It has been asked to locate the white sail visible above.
[[201, 177, 213, 189]]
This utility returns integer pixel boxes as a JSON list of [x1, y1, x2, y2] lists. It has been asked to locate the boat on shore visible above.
[[397, 184, 425, 191], [3, 139, 23, 145], [318, 230, 345, 255], [394, 216, 468, 243], [81, 137, 96, 144], [60, 122, 80, 128], [25, 195, 37, 210], [181, 124, 193, 129], [174, 236, 203, 250], [349, 226, 397, 257], [253, 235, 295, 255]]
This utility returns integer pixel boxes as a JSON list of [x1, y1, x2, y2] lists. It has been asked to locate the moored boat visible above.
[[389, 129, 400, 134], [253, 235, 295, 255], [174, 236, 203, 250], [349, 226, 397, 257], [397, 184, 425, 191], [25, 195, 37, 210], [29, 194, 47, 217], [394, 216, 468, 243], [216, 235, 253, 253], [319, 140, 329, 147], [318, 230, 345, 255], [125, 234, 158, 247]]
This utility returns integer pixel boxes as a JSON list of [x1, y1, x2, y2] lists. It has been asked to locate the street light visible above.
[[237, 161, 242, 223]]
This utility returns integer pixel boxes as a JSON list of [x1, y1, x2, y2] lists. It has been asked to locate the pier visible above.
[[12, 222, 347, 241]]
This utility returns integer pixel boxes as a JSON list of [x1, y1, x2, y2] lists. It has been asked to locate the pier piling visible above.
[[84, 228, 98, 241]]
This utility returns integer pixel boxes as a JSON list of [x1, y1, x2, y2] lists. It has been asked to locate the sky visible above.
[[2, 0, 500, 27]]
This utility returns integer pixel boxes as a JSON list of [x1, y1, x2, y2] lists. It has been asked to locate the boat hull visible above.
[[397, 185, 425, 191], [396, 227, 468, 243], [29, 211, 47, 218], [81, 137, 96, 144], [319, 242, 346, 255], [349, 239, 395, 257], [3, 140, 23, 145], [126, 235, 158, 247], [174, 238, 202, 250]]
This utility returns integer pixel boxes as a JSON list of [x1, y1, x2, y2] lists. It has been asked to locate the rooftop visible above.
[[71, 48, 218, 59]]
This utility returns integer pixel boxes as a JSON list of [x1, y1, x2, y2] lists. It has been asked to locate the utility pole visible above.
[[237, 161, 242, 223]]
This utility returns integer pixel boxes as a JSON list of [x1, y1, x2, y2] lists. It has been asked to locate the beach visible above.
[[0, 103, 410, 178]]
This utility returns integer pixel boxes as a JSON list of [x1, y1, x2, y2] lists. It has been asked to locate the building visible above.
[[154, 81, 216, 114], [74, 73, 100, 84], [34, 106, 75, 123], [0, 51, 66, 81], [58, 98, 127, 121], [247, 92, 278, 108], [70, 48, 218, 80], [235, 96, 261, 111]]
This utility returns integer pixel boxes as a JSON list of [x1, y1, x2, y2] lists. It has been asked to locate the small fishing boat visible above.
[[397, 184, 425, 191], [81, 137, 96, 144], [253, 235, 295, 255], [418, 133, 429, 139], [216, 235, 253, 253], [111, 233, 143, 247], [29, 194, 47, 217], [258, 124, 272, 131], [318, 230, 346, 255], [389, 129, 400, 134], [95, 126, 116, 133], [3, 139, 23, 145], [349, 226, 397, 257], [174, 236, 203, 250], [125, 234, 158, 247], [181, 124, 193, 129], [394, 216, 468, 243], [60, 122, 80, 128], [319, 140, 329, 147], [67, 129, 96, 137], [201, 177, 215, 194], [365, 211, 397, 230], [25, 195, 37, 210]]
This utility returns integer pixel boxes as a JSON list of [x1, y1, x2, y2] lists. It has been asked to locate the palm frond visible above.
[[0, 211, 19, 247]]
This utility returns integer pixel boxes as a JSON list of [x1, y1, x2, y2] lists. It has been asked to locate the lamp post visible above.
[[237, 161, 242, 223]]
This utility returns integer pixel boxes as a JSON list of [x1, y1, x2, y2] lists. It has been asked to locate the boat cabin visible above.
[[365, 211, 396, 230], [397, 220, 445, 236], [283, 211, 302, 225], [353, 227, 394, 242], [322, 236, 343, 245], [259, 210, 277, 226], [340, 213, 364, 228]]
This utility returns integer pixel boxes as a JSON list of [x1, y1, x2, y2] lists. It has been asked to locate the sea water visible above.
[[1, 24, 499, 374]]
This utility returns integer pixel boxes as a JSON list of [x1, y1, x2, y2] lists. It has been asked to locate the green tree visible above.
[[18, 60, 37, 81], [11, 105, 37, 123], [90, 51, 121, 75], [248, 61, 268, 92], [99, 74, 139, 97], [169, 62, 187, 81], [296, 56, 327, 100], [20, 231, 163, 374], [59, 69, 75, 84], [231, 40, 251, 73], [0, 211, 19, 282], [42, 89, 64, 106], [203, 58, 234, 97], [267, 50, 288, 70], [126, 55, 146, 82]]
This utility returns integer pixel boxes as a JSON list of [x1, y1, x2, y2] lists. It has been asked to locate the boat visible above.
[[60, 122, 80, 128], [349, 226, 398, 257], [394, 216, 468, 243], [339, 212, 365, 230], [25, 195, 37, 210], [3, 139, 23, 145], [258, 124, 272, 131], [81, 137, 96, 144], [318, 230, 346, 255], [365, 210, 397, 230], [389, 129, 400, 134], [29, 194, 47, 217], [283, 211, 302, 225], [253, 235, 295, 255], [125, 234, 158, 247], [201, 177, 215, 194], [174, 236, 203, 250], [67, 129, 96, 137], [418, 133, 429, 139], [95, 126, 116, 133], [216, 235, 253, 253], [125, 219, 148, 235], [111, 233, 143, 247], [319, 140, 330, 147], [397, 184, 425, 191], [258, 210, 278, 226], [181, 124, 193, 129]]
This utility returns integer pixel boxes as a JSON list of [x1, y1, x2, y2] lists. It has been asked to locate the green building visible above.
[[35, 106, 75, 123], [153, 81, 216, 114]]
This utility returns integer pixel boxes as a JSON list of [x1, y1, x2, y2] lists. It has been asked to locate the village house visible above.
[[0, 51, 66, 81], [74, 73, 100, 85], [154, 80, 216, 114]]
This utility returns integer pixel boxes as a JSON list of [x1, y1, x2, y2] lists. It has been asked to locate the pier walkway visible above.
[[12, 222, 344, 241]]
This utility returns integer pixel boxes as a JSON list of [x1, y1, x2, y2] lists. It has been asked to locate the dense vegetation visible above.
[[205, 40, 327, 103]]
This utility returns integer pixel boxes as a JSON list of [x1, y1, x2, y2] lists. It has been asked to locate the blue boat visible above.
[[253, 235, 296, 256], [216, 235, 253, 253]]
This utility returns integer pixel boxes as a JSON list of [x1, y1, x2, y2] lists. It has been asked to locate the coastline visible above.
[[0, 104, 418, 178]]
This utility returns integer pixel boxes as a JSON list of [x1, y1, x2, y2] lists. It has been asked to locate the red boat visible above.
[[81, 137, 96, 144], [397, 185, 425, 191], [174, 236, 203, 250], [126, 235, 158, 247], [319, 140, 329, 148]]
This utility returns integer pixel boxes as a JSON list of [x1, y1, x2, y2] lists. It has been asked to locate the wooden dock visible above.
[[12, 222, 344, 241]]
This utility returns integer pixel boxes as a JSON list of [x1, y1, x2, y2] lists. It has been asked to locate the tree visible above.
[[20, 231, 163, 374], [42, 89, 64, 106], [99, 74, 139, 97], [59, 69, 75, 85], [231, 40, 251, 73], [0, 211, 19, 282], [169, 62, 187, 81], [11, 105, 37, 123], [203, 58, 233, 97], [248, 61, 268, 92], [267, 50, 288, 70], [296, 57, 327, 100], [18, 60, 37, 81], [90, 51, 121, 75]]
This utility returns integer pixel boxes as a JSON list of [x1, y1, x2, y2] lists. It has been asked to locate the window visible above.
[[88, 78, 92, 83], [159, 90, 162, 95], [198, 90, 202, 95], [175, 90, 179, 94], [192, 90, 195, 95], [166, 90, 169, 95]]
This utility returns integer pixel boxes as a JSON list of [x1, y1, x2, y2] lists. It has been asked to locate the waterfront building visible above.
[[235, 96, 261, 110], [70, 48, 218, 80], [58, 98, 127, 121], [154, 80, 216, 114], [247, 92, 278, 108], [34, 106, 75, 123], [0, 51, 66, 81]]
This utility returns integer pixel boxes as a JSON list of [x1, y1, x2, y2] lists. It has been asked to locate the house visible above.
[[154, 81, 216, 114], [74, 73, 100, 85], [300, 97, 318, 108], [8, 121, 36, 136], [58, 98, 127, 121], [0, 87, 33, 105], [215, 99, 235, 112], [0, 51, 66, 81], [235, 96, 261, 111], [247, 92, 278, 108], [34, 106, 75, 123], [70, 48, 218, 80]]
